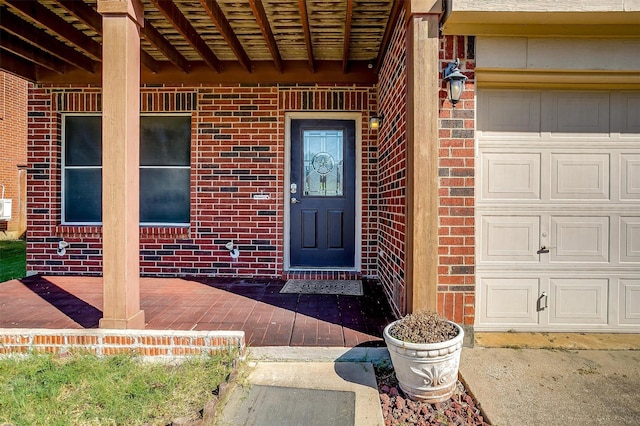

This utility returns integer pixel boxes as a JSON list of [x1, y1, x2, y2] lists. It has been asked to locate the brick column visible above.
[[97, 0, 145, 329], [405, 1, 442, 312]]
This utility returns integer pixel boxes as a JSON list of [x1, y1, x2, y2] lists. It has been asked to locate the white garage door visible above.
[[476, 90, 640, 332]]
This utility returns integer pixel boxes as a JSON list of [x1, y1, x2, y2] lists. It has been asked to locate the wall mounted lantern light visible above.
[[442, 58, 467, 108], [369, 114, 383, 130]]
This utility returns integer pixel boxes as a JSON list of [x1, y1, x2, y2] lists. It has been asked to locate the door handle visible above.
[[537, 245, 550, 254], [291, 197, 301, 204], [537, 292, 548, 312]]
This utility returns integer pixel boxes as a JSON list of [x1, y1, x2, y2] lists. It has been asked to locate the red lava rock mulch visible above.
[[376, 365, 490, 425]]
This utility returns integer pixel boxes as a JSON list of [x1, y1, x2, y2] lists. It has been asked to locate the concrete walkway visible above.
[[216, 346, 640, 426], [460, 348, 640, 425], [217, 347, 387, 425], [218, 361, 384, 426]]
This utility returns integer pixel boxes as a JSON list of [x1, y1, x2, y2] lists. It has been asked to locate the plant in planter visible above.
[[383, 310, 464, 403]]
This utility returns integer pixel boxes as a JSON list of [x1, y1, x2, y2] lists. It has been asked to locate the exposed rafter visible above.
[[0, 49, 37, 81], [149, 0, 222, 73], [4, 0, 102, 61], [199, 0, 252, 73], [51, 0, 102, 33], [375, 0, 403, 73], [0, 7, 97, 73], [140, 21, 190, 74], [342, 0, 353, 74], [248, 0, 283, 73], [0, 30, 66, 74], [140, 51, 159, 74], [52, 0, 159, 73], [0, 0, 392, 84], [298, 0, 315, 73]]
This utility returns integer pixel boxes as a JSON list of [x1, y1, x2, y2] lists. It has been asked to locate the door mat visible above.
[[280, 279, 363, 296]]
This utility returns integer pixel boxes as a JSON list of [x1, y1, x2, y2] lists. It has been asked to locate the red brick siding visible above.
[[376, 7, 408, 317], [26, 84, 377, 279], [438, 35, 476, 325], [27, 84, 62, 271], [377, 19, 477, 325], [280, 87, 378, 281], [0, 329, 244, 357], [0, 72, 28, 233]]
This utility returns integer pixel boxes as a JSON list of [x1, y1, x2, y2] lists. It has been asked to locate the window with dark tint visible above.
[[63, 115, 102, 223], [62, 115, 191, 225], [139, 116, 191, 224]]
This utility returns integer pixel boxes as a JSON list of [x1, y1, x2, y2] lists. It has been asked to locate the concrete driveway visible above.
[[460, 348, 640, 425]]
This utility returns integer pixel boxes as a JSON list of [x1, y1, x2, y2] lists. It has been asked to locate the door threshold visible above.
[[287, 267, 358, 272], [283, 270, 362, 281]]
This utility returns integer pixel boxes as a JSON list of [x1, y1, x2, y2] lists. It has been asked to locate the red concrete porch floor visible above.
[[0, 276, 396, 347]]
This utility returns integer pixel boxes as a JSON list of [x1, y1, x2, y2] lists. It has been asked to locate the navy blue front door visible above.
[[289, 119, 356, 268]]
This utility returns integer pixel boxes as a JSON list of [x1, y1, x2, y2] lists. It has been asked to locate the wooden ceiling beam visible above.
[[140, 21, 190, 73], [53, 0, 160, 74], [0, 30, 66, 74], [36, 60, 378, 85], [199, 0, 252, 73], [52, 0, 102, 33], [0, 7, 97, 73], [342, 0, 353, 74], [374, 0, 403, 73], [4, 0, 102, 61], [0, 49, 38, 81], [149, 0, 222, 72], [141, 51, 159, 74], [248, 0, 283, 73], [298, 0, 315, 73]]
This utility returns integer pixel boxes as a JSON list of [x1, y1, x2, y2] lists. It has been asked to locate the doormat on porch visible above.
[[280, 279, 363, 296]]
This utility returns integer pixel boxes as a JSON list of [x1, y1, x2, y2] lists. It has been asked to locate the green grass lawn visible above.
[[0, 239, 26, 283], [0, 351, 236, 425]]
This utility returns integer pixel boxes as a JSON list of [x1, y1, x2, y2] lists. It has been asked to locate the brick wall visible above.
[[438, 35, 476, 326], [376, 7, 408, 317], [26, 84, 377, 278], [0, 329, 244, 357], [0, 72, 28, 235], [377, 16, 477, 324]]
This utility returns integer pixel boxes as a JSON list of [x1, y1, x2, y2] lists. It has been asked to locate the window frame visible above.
[[61, 113, 103, 225], [61, 113, 192, 226]]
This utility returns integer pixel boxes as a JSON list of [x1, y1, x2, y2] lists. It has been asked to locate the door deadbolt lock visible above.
[[290, 183, 297, 194]]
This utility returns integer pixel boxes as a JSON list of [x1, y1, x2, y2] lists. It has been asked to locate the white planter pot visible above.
[[383, 320, 464, 403]]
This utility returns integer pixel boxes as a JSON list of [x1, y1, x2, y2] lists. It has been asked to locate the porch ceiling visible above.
[[0, 0, 403, 84]]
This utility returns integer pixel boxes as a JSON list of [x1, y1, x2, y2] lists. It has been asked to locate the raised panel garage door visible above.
[[476, 90, 640, 332]]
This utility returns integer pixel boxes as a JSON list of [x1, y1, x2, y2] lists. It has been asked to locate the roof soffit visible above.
[[442, 1, 640, 37]]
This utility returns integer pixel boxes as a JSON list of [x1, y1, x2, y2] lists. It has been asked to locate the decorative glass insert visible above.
[[303, 129, 344, 196]]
